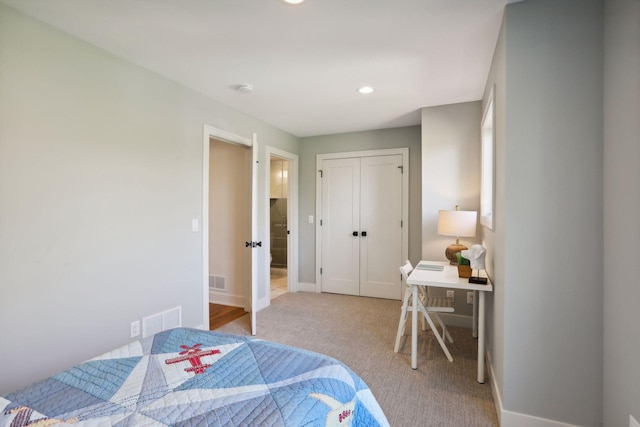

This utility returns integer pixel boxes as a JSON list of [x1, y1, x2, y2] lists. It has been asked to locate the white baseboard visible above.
[[297, 282, 318, 293], [486, 352, 582, 427], [256, 296, 269, 312], [209, 290, 243, 307], [500, 411, 582, 427], [439, 312, 473, 329]]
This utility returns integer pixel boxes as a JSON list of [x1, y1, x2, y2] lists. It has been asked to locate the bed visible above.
[[1, 327, 388, 426]]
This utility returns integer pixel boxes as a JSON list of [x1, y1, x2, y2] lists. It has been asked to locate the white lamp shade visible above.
[[437, 210, 477, 237]]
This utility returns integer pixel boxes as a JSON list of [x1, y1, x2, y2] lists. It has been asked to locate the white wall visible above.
[[603, 0, 640, 425], [484, 0, 604, 425], [297, 126, 422, 285], [0, 4, 298, 394], [421, 101, 482, 317]]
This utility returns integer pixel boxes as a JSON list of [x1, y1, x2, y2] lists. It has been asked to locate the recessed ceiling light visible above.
[[357, 86, 374, 94], [282, 0, 305, 4]]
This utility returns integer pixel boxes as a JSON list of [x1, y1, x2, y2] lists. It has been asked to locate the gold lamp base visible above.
[[445, 241, 468, 265]]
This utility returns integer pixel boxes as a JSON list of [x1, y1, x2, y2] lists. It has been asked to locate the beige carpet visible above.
[[216, 292, 499, 427]]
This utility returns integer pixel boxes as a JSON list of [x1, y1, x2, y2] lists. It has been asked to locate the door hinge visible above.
[[319, 170, 323, 178], [398, 166, 404, 174], [320, 268, 323, 275], [320, 219, 323, 226], [401, 220, 403, 228]]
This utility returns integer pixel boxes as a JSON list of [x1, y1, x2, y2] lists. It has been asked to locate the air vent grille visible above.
[[209, 275, 226, 291]]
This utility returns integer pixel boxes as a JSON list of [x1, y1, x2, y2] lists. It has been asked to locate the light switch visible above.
[[192, 219, 199, 232], [308, 215, 314, 224]]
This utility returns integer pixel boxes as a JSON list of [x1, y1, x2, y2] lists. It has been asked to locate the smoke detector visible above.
[[236, 84, 254, 94]]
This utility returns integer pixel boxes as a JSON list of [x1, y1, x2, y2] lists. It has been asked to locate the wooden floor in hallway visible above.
[[209, 303, 246, 330]]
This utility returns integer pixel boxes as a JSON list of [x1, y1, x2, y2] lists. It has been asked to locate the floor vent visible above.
[[209, 275, 227, 291]]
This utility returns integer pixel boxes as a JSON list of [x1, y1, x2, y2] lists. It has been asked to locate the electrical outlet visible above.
[[467, 291, 474, 304], [446, 290, 454, 298], [130, 320, 140, 338]]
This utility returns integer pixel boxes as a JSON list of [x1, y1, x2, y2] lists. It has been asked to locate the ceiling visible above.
[[1, 0, 515, 137]]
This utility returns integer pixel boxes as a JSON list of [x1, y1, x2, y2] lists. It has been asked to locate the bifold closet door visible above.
[[320, 155, 402, 300], [320, 158, 361, 296]]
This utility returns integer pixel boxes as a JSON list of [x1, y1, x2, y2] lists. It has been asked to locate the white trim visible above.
[[480, 85, 496, 230], [500, 411, 583, 427], [297, 282, 317, 293], [437, 313, 473, 329], [264, 147, 300, 303], [487, 351, 504, 426], [202, 124, 254, 330], [315, 148, 409, 295], [209, 291, 244, 308]]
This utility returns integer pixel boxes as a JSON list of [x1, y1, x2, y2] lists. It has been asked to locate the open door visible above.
[[202, 125, 259, 336], [250, 133, 258, 335]]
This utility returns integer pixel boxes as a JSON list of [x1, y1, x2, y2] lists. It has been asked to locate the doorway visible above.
[[269, 156, 288, 300], [208, 138, 251, 308], [264, 146, 298, 304], [201, 125, 258, 334]]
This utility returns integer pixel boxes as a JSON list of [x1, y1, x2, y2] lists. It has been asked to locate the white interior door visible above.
[[359, 155, 403, 299], [320, 158, 360, 296], [250, 134, 258, 335]]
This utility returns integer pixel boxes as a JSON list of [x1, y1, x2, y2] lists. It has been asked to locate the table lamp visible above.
[[437, 205, 477, 265]]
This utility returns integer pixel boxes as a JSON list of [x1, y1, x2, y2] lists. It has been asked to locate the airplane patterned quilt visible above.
[[1, 328, 388, 426]]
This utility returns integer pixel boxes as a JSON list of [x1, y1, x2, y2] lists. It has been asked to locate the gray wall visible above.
[[482, 12, 507, 403], [421, 101, 482, 317], [484, 0, 604, 425], [603, 0, 640, 425], [297, 127, 422, 285], [0, 4, 298, 394]]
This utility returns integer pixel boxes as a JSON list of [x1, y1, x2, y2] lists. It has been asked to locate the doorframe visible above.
[[315, 148, 409, 293], [201, 124, 255, 329], [264, 147, 299, 301]]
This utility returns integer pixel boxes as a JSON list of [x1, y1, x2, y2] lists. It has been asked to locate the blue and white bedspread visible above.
[[1, 328, 388, 426]]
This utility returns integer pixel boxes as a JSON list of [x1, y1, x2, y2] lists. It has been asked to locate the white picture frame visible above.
[[480, 85, 495, 230]]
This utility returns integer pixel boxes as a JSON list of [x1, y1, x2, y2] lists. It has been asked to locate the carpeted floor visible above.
[[216, 292, 499, 427]]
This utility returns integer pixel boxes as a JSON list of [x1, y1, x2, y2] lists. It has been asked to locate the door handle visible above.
[[353, 231, 359, 236], [361, 231, 367, 237]]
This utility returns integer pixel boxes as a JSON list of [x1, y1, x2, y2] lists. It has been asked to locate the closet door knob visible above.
[[353, 231, 359, 236], [361, 231, 367, 237]]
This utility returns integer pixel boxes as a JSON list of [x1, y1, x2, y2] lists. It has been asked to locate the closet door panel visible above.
[[320, 158, 361, 296], [359, 155, 403, 300]]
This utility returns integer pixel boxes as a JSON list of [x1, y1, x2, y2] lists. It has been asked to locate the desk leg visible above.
[[472, 290, 478, 338], [411, 284, 418, 370], [477, 291, 486, 383]]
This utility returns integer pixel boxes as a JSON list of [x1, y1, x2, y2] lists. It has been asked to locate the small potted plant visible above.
[[457, 253, 472, 278]]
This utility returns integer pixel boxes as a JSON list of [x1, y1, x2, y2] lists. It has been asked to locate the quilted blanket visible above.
[[1, 328, 388, 426]]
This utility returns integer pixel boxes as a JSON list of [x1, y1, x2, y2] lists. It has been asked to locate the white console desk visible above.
[[406, 261, 493, 383]]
